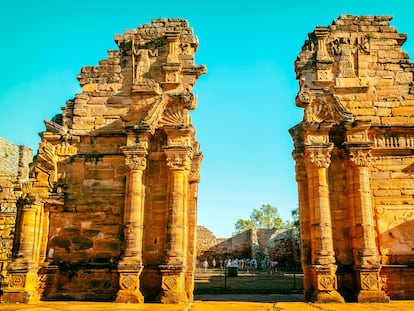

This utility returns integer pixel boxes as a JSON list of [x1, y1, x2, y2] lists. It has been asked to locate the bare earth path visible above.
[[1, 269, 413, 310]]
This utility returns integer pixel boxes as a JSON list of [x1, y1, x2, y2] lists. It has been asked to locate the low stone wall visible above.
[[0, 137, 32, 181], [197, 227, 301, 269]]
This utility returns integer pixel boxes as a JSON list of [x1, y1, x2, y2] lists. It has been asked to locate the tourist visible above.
[[203, 259, 209, 272]]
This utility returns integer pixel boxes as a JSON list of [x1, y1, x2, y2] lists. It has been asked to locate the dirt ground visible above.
[[194, 267, 304, 301]]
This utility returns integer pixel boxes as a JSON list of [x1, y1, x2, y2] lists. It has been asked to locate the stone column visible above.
[[345, 122, 389, 302], [115, 146, 147, 303], [158, 147, 192, 304], [301, 121, 344, 303], [292, 152, 313, 301], [304, 145, 344, 303], [1, 201, 43, 303], [185, 152, 202, 302]]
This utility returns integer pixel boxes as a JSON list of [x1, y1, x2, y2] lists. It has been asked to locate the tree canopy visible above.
[[234, 204, 286, 233]]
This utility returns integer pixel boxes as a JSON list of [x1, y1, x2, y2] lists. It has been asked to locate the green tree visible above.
[[234, 218, 254, 232], [234, 204, 283, 232], [291, 208, 299, 227]]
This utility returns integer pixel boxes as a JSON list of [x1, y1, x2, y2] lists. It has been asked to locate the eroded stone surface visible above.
[[0, 18, 205, 304], [291, 15, 414, 302]]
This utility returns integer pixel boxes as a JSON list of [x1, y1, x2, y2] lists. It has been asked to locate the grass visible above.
[[194, 268, 304, 295]]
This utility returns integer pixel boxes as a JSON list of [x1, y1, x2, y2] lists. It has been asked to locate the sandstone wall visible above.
[[265, 228, 301, 269], [1, 18, 205, 304], [0, 137, 32, 181], [292, 15, 414, 301], [197, 227, 301, 269], [0, 137, 32, 293]]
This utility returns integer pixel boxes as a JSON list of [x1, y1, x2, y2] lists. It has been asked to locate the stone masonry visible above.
[[0, 137, 32, 295], [0, 18, 206, 304], [197, 226, 301, 269], [290, 15, 414, 303]]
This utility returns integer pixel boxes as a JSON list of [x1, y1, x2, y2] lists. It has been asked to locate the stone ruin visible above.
[[0, 138, 32, 291], [196, 226, 301, 270], [1, 15, 414, 305], [0, 18, 206, 304], [290, 15, 414, 302]]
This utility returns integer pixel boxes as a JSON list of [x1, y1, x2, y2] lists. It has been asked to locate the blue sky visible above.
[[1, 1, 414, 238]]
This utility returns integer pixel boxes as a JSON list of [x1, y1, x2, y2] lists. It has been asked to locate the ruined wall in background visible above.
[[0, 137, 32, 293], [197, 227, 301, 269]]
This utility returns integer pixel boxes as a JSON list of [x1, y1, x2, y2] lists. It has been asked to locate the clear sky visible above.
[[1, 1, 413, 238]]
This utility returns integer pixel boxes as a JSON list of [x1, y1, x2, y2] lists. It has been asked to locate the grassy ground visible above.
[[194, 268, 304, 295]]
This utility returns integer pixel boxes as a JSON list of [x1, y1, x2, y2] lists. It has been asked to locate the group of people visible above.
[[200, 257, 280, 273]]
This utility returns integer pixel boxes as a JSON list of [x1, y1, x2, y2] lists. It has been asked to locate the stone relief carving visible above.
[[361, 272, 380, 290], [305, 133, 329, 145], [120, 274, 137, 290], [301, 89, 353, 124], [125, 154, 147, 170], [348, 149, 372, 167], [139, 92, 196, 132], [166, 153, 192, 171], [331, 37, 358, 78], [374, 133, 414, 148], [318, 275, 335, 290], [132, 41, 159, 83], [306, 148, 332, 168]]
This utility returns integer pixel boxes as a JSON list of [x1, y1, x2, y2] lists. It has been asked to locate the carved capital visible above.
[[125, 154, 147, 170], [165, 147, 193, 171], [122, 146, 147, 170], [348, 149, 372, 167], [189, 152, 203, 182], [305, 148, 332, 168], [166, 153, 192, 171]]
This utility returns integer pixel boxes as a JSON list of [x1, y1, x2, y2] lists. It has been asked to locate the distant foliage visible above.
[[291, 208, 299, 227], [234, 204, 293, 233]]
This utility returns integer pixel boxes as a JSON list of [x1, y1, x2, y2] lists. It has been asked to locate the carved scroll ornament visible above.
[[297, 89, 353, 124]]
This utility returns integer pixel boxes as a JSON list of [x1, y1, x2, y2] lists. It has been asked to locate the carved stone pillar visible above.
[[314, 26, 333, 84], [300, 121, 343, 303], [115, 146, 147, 303], [185, 151, 202, 301], [345, 122, 389, 302], [293, 152, 313, 300], [1, 201, 43, 303], [158, 147, 192, 303], [305, 145, 344, 303]]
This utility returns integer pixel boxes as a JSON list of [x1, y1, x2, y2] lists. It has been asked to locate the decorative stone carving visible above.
[[331, 37, 358, 78], [119, 274, 138, 290], [125, 154, 147, 170], [318, 275, 335, 290], [361, 272, 380, 291], [132, 40, 159, 83], [348, 149, 372, 167], [297, 89, 353, 124], [292, 15, 413, 302], [306, 148, 332, 168], [1, 18, 205, 304]]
